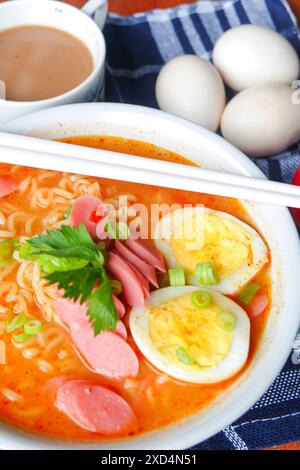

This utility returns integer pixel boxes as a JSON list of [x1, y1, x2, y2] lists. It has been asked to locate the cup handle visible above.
[[81, 0, 108, 30]]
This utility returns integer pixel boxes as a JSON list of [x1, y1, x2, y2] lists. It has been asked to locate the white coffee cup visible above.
[[0, 0, 107, 125]]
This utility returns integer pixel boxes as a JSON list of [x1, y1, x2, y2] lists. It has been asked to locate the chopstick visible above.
[[0, 131, 300, 208]]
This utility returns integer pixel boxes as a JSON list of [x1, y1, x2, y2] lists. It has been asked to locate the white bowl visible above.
[[1, 103, 300, 450]]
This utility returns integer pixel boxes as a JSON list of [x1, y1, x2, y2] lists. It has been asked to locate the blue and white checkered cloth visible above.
[[100, 0, 300, 450]]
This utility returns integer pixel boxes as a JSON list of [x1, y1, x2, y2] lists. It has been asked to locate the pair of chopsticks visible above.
[[0, 131, 300, 208]]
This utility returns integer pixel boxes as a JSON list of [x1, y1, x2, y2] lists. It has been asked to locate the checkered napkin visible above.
[[98, 0, 300, 450]]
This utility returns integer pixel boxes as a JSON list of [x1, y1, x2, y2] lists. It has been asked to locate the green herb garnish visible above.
[[239, 283, 261, 304], [176, 347, 194, 366], [19, 224, 118, 335], [63, 206, 72, 220], [0, 239, 18, 265]]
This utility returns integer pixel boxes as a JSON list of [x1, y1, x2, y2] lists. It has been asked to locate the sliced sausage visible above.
[[56, 379, 137, 434], [44, 375, 68, 400], [72, 196, 105, 240], [114, 240, 158, 287], [0, 176, 18, 199], [107, 252, 145, 307], [112, 294, 126, 319], [55, 297, 127, 339], [71, 322, 138, 379], [115, 320, 127, 340], [55, 297, 83, 327], [125, 238, 166, 272], [247, 292, 269, 317], [120, 257, 150, 300]]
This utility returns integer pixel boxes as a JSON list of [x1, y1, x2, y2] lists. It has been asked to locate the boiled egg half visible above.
[[154, 207, 268, 295], [130, 286, 250, 384]]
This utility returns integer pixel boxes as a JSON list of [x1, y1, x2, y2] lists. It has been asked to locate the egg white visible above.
[[154, 207, 268, 295], [130, 286, 250, 384]]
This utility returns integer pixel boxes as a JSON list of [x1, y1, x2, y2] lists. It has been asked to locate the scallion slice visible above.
[[176, 347, 194, 365], [12, 331, 31, 343], [96, 241, 106, 251], [24, 320, 43, 335], [105, 221, 130, 240], [191, 290, 212, 309], [168, 268, 185, 287], [109, 279, 123, 295], [116, 222, 130, 240], [63, 206, 71, 220], [216, 312, 236, 331], [5, 313, 27, 333], [195, 262, 219, 285], [0, 239, 18, 265], [239, 283, 261, 304]]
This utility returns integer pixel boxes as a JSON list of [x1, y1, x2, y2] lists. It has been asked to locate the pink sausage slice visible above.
[[71, 322, 138, 379], [114, 240, 158, 287], [125, 238, 166, 272], [119, 257, 150, 300], [55, 297, 127, 339], [247, 292, 269, 317], [112, 294, 126, 319], [0, 176, 18, 198], [115, 320, 127, 340], [56, 380, 137, 434], [72, 196, 105, 240], [107, 252, 145, 307]]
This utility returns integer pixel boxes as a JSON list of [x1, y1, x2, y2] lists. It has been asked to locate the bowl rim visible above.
[[1, 102, 300, 450]]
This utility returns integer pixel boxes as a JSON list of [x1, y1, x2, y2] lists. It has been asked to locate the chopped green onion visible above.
[[109, 279, 122, 295], [239, 283, 261, 304], [191, 290, 212, 309], [105, 221, 117, 238], [116, 222, 130, 240], [216, 312, 236, 331], [176, 347, 194, 365], [63, 206, 72, 220], [5, 313, 28, 333], [168, 268, 185, 287], [105, 221, 130, 240], [0, 239, 18, 265], [97, 250, 105, 265], [24, 320, 43, 335], [96, 241, 106, 251], [195, 262, 219, 285], [12, 331, 31, 343]]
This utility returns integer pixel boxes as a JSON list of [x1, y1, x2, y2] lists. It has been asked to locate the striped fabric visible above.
[[98, 0, 300, 450]]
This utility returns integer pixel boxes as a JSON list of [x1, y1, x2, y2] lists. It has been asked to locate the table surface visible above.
[[0, 0, 299, 451]]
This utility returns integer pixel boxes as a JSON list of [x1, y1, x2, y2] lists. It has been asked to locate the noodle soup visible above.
[[0, 137, 270, 441]]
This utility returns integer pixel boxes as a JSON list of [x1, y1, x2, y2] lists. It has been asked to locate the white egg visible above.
[[213, 24, 300, 92], [155, 55, 226, 131], [154, 207, 268, 295], [221, 84, 300, 157], [130, 286, 250, 384]]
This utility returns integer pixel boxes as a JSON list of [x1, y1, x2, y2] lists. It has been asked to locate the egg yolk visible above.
[[149, 294, 233, 369], [170, 213, 252, 278]]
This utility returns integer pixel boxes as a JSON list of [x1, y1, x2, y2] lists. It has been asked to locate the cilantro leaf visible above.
[[19, 242, 89, 274], [19, 223, 119, 335], [26, 224, 102, 266], [87, 280, 118, 335], [46, 267, 102, 304]]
